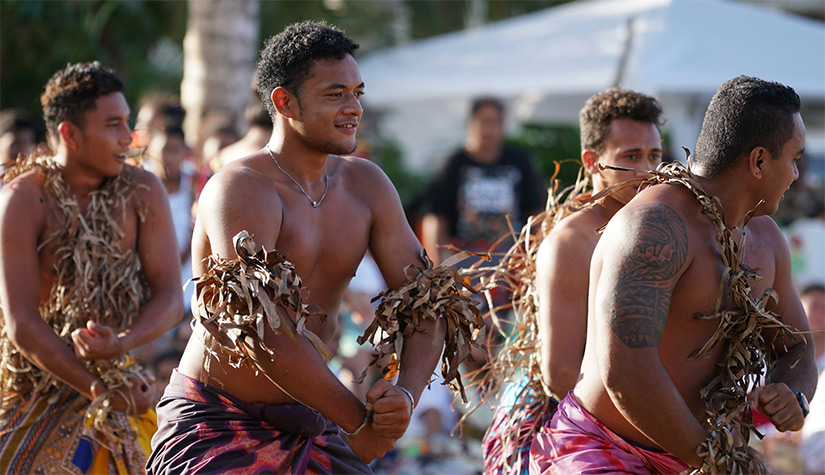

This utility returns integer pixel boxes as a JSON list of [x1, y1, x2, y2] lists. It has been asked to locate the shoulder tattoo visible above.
[[610, 203, 688, 348]]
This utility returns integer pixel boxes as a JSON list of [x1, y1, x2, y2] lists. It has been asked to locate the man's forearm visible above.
[[118, 290, 183, 352], [606, 357, 708, 467], [9, 315, 99, 398], [769, 340, 818, 400], [248, 324, 370, 433], [396, 317, 445, 401]]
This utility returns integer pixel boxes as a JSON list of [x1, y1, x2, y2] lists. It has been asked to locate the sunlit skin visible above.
[[572, 112, 816, 468], [178, 54, 444, 463], [0, 91, 183, 414], [536, 118, 662, 397]]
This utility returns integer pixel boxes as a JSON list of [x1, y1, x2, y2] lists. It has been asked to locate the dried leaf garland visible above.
[[0, 153, 151, 470], [613, 151, 803, 475], [356, 249, 488, 402], [192, 230, 332, 381], [461, 163, 591, 472]]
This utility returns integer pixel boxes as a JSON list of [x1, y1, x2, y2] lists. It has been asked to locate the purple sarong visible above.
[[530, 392, 690, 475], [147, 370, 372, 474]]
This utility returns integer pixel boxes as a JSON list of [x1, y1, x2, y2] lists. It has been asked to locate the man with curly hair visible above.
[[148, 21, 445, 474], [530, 77, 817, 474], [0, 62, 183, 473], [482, 88, 664, 474]]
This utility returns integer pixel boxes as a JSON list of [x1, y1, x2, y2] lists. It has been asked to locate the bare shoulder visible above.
[[745, 215, 783, 239], [633, 182, 695, 211], [605, 184, 695, 253], [332, 155, 400, 210], [201, 157, 281, 209], [122, 165, 167, 202], [0, 169, 46, 219], [540, 207, 603, 262], [196, 156, 283, 250]]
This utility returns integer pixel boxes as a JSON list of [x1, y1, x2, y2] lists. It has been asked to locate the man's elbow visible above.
[[602, 364, 639, 399], [5, 317, 40, 354], [543, 361, 581, 396], [156, 289, 185, 333], [169, 293, 185, 330]]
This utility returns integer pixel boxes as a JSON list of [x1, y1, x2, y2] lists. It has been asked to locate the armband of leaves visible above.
[[356, 250, 487, 402], [192, 231, 331, 377]]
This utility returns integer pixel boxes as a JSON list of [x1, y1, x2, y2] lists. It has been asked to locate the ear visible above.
[[57, 121, 80, 149], [271, 87, 296, 119], [748, 146, 768, 179], [582, 150, 600, 175]]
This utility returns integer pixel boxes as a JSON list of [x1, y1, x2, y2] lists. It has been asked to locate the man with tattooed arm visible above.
[[530, 76, 817, 473]]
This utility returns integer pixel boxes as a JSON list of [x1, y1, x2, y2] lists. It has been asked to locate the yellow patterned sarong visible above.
[[0, 385, 155, 474]]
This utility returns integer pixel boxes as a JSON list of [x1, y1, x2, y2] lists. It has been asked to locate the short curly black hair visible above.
[[256, 21, 359, 120], [40, 61, 124, 143], [694, 76, 800, 177], [579, 88, 663, 154]]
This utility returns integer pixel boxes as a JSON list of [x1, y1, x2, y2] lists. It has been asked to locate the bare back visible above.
[[575, 181, 804, 450]]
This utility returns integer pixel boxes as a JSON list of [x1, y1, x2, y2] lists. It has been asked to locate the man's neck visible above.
[[695, 172, 763, 229], [464, 141, 501, 165], [53, 150, 107, 198], [265, 134, 329, 183]]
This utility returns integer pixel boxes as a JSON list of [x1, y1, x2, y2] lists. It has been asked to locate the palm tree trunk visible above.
[[181, 0, 259, 149]]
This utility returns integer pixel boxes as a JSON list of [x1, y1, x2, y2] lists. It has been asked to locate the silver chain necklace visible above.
[[265, 144, 328, 208]]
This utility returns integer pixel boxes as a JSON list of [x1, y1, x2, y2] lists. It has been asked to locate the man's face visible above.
[[761, 112, 805, 215], [588, 118, 662, 204], [73, 92, 132, 178], [147, 131, 187, 179], [467, 103, 504, 152], [291, 54, 364, 156]]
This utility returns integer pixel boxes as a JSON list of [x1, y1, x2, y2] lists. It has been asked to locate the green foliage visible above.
[[370, 137, 427, 207], [1, 0, 186, 118], [404, 0, 572, 40], [259, 0, 398, 55], [508, 123, 584, 192]]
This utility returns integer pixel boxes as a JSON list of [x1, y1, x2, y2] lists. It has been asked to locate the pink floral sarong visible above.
[[530, 392, 690, 474]]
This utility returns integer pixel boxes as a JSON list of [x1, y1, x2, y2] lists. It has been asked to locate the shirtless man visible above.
[[0, 62, 182, 473], [537, 88, 663, 400], [483, 89, 663, 474], [531, 76, 818, 473], [149, 22, 442, 473]]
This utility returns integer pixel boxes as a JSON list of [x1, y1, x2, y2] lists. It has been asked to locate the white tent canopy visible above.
[[358, 0, 825, 173]]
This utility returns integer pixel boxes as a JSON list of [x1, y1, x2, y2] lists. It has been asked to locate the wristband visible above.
[[341, 409, 373, 436], [793, 390, 810, 418], [90, 379, 107, 399], [397, 386, 415, 416]]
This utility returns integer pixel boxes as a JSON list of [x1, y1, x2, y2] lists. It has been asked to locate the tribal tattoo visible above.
[[610, 203, 688, 348]]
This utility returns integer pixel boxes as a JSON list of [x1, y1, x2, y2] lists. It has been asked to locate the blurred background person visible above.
[[0, 108, 39, 164], [216, 76, 273, 168], [800, 283, 825, 474], [420, 96, 544, 267]]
